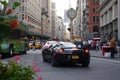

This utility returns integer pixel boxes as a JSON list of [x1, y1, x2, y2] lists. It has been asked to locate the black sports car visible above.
[[42, 41, 90, 67]]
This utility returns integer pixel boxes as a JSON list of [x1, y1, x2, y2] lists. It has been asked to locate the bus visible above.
[[0, 29, 29, 58]]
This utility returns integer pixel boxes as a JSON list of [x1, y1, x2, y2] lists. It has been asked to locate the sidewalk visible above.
[[90, 50, 120, 61]]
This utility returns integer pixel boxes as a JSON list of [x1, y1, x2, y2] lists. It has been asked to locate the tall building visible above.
[[51, 2, 56, 38], [99, 0, 119, 41], [8, 0, 48, 39], [119, 0, 120, 39], [75, 0, 87, 40], [64, 10, 69, 23], [86, 0, 100, 40], [41, 0, 52, 36], [56, 17, 66, 40]]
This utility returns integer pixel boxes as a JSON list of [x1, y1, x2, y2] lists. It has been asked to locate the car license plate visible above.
[[72, 55, 79, 59]]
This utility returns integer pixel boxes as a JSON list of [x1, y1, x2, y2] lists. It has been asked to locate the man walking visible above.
[[109, 37, 117, 58]]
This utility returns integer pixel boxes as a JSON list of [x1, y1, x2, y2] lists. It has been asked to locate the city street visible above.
[[1, 0, 120, 80], [1, 49, 120, 80]]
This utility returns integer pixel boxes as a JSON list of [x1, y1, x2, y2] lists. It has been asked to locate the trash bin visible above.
[[102, 46, 111, 56]]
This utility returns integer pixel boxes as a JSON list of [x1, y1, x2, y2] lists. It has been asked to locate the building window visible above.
[[21, 0, 24, 3], [18, 15, 21, 20], [83, 0, 85, 3], [22, 14, 25, 20], [96, 16, 99, 22], [93, 8, 96, 13], [109, 7, 112, 22], [19, 6, 21, 11], [93, 16, 95, 22], [59, 26, 60, 30], [93, 7, 99, 13], [22, 6, 24, 11], [93, 0, 99, 5], [93, 26, 99, 32], [93, 16, 99, 23]]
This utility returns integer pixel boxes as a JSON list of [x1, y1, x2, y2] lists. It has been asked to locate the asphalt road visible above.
[[2, 50, 120, 80]]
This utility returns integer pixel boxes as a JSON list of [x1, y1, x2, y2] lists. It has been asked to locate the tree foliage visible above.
[[0, 1, 21, 39]]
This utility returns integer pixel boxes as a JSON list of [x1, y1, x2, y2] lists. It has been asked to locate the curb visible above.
[[91, 55, 120, 61]]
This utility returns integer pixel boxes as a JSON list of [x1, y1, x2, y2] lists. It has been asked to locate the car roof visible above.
[[59, 42, 76, 47], [46, 41, 58, 44], [46, 41, 57, 42]]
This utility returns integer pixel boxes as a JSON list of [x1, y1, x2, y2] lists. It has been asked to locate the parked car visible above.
[[42, 41, 90, 67]]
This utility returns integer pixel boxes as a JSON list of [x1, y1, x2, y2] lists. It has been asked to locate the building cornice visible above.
[[98, 0, 111, 11]]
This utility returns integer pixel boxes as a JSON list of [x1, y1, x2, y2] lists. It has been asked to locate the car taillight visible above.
[[59, 48, 64, 53], [84, 49, 89, 54]]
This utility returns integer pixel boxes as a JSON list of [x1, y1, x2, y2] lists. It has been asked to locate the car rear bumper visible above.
[[53, 53, 90, 63]]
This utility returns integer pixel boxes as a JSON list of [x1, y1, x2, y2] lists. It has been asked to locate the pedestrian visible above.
[[93, 40, 97, 50], [100, 40, 103, 50], [33, 41, 36, 50], [88, 39, 92, 50], [96, 40, 100, 50], [109, 37, 117, 58], [77, 41, 83, 48]]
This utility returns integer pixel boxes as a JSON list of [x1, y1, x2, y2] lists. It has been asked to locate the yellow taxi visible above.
[[29, 41, 33, 49], [29, 41, 41, 49], [35, 41, 41, 49]]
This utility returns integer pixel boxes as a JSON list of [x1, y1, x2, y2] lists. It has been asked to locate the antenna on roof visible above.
[[69, 0, 71, 8]]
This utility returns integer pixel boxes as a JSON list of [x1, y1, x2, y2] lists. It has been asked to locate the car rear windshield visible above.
[[60, 42, 76, 48]]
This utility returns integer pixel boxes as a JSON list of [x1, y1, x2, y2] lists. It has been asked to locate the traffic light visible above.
[[67, 28, 71, 31]]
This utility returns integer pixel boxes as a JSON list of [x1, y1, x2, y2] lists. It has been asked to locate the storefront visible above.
[[19, 22, 51, 40]]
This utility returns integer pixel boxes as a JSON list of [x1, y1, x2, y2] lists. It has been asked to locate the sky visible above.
[[52, 0, 77, 37], [53, 0, 77, 18]]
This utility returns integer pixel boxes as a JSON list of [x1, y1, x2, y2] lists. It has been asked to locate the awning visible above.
[[18, 22, 51, 39], [28, 31, 51, 39], [93, 37, 101, 40]]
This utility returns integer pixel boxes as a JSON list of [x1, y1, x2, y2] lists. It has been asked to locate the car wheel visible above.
[[23, 46, 28, 54], [24, 51, 26, 54], [81, 56, 90, 67], [22, 51, 26, 54], [42, 54, 47, 62], [51, 56, 58, 67]]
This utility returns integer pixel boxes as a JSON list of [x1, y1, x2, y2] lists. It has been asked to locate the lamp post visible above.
[[67, 8, 77, 42], [69, 19, 73, 41]]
